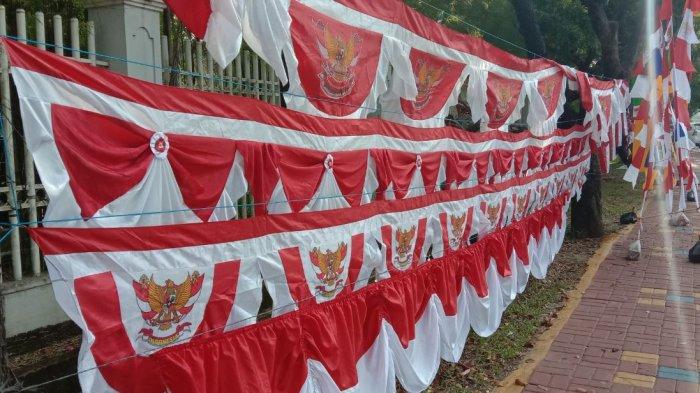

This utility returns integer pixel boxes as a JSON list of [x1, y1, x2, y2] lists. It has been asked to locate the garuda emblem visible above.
[[395, 225, 417, 268], [487, 203, 501, 224], [516, 193, 529, 216], [539, 79, 556, 107], [310, 242, 348, 299], [494, 85, 513, 121], [315, 20, 362, 99], [413, 59, 446, 111], [449, 213, 467, 249], [133, 272, 203, 347]]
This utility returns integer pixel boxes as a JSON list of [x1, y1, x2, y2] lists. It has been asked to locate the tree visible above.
[[510, 0, 547, 58]]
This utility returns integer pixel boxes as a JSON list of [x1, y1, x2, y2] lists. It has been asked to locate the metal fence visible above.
[[0, 5, 282, 285]]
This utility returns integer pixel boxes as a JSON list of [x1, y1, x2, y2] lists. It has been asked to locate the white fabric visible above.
[[526, 75, 568, 136], [204, 0, 291, 84]]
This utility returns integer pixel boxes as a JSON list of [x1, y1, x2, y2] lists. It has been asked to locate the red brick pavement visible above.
[[522, 192, 700, 393]]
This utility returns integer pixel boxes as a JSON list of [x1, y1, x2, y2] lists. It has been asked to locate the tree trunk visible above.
[[510, 0, 547, 59], [581, 0, 625, 78], [571, 154, 604, 238]]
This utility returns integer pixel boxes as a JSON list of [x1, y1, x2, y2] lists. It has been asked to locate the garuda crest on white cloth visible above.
[[394, 225, 417, 268], [133, 272, 204, 347], [310, 242, 348, 298]]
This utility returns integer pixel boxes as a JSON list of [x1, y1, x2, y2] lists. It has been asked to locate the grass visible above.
[[426, 161, 643, 392]]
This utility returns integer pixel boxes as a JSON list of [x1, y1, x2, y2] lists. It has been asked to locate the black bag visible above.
[[689, 240, 700, 263], [620, 212, 637, 225], [687, 191, 696, 203]]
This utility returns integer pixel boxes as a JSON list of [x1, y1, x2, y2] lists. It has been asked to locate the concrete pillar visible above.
[[86, 0, 166, 83]]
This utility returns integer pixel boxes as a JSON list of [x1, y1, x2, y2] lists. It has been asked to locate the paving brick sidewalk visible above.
[[523, 193, 700, 393]]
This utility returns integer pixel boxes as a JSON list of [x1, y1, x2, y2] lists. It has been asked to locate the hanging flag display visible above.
[[379, 48, 468, 127], [5, 36, 596, 393], [283, 0, 416, 118], [161, 0, 628, 131], [5, 39, 591, 226]]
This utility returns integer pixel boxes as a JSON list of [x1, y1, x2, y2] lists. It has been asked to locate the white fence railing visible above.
[[0, 5, 283, 286]]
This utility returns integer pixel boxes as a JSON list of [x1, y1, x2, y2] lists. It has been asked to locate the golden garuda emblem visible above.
[[133, 272, 203, 347], [315, 20, 362, 99], [449, 213, 467, 249], [395, 225, 417, 268], [494, 85, 513, 121], [487, 203, 501, 224], [517, 193, 529, 216], [539, 79, 557, 107], [413, 59, 446, 111], [310, 242, 348, 299]]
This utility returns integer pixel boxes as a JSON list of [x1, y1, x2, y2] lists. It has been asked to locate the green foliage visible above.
[[404, 0, 527, 57]]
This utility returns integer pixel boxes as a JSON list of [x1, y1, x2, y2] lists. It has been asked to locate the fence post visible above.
[[87, 21, 96, 65], [195, 40, 203, 90], [243, 51, 251, 98], [53, 15, 63, 55], [35, 12, 45, 50], [14, 10, 40, 277], [70, 17, 80, 59], [161, 35, 169, 84], [184, 37, 192, 88], [1, 6, 23, 281], [234, 55, 242, 95]]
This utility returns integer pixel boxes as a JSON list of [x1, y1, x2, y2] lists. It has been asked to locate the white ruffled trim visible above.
[[297, 212, 569, 393]]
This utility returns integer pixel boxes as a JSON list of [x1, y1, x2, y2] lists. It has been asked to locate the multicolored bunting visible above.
[[4, 36, 595, 392], [625, 0, 699, 211]]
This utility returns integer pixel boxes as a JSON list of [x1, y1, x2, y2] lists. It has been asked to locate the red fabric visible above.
[[659, 0, 673, 21], [30, 154, 590, 256], [576, 71, 594, 112], [537, 72, 565, 117], [486, 73, 524, 129], [275, 147, 328, 212], [163, 0, 211, 39], [149, 196, 567, 393], [673, 38, 696, 74], [444, 152, 475, 185], [4, 38, 590, 143], [75, 272, 166, 393], [51, 104, 153, 219], [239, 143, 280, 216], [167, 133, 237, 222], [689, 0, 700, 13], [193, 261, 241, 339], [372, 150, 419, 199], [51, 104, 236, 222], [289, 1, 383, 117], [399, 48, 466, 120]]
